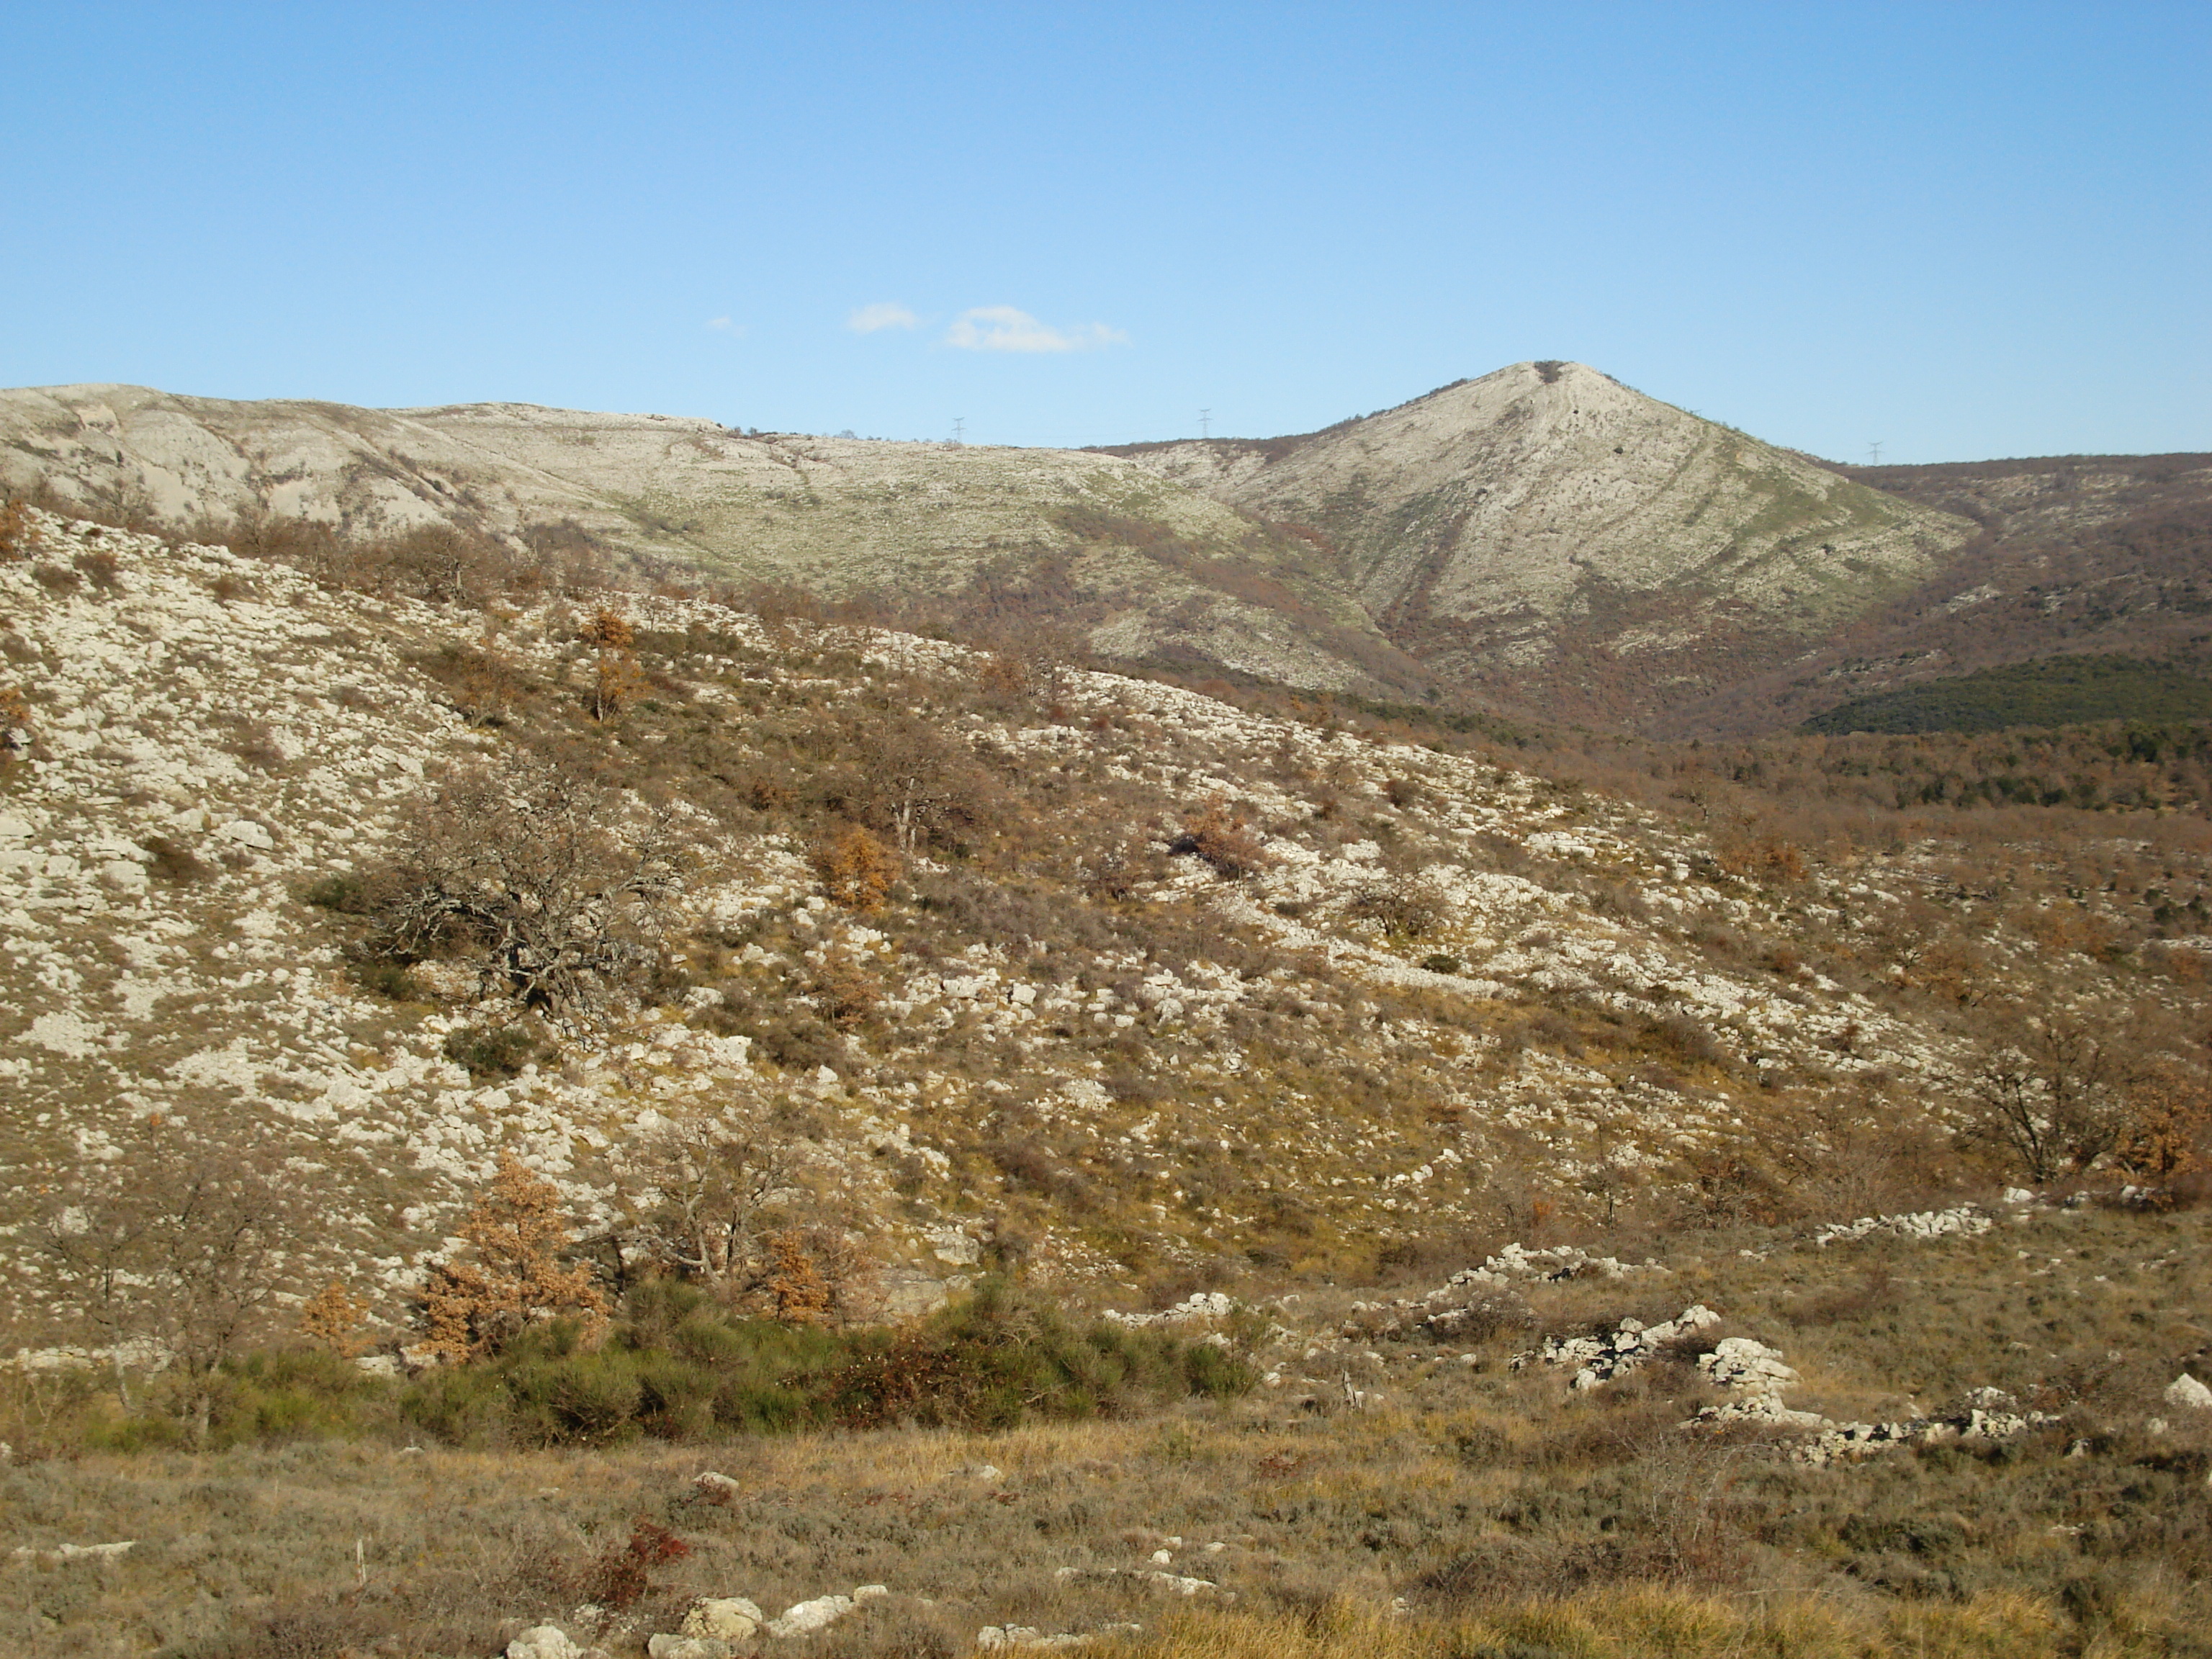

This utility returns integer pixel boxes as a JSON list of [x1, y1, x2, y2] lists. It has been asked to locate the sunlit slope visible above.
[[1111, 363, 1976, 724], [0, 385, 1419, 695]]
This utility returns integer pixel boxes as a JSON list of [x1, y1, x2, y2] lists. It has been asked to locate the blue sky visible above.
[[1, 2, 2204, 462]]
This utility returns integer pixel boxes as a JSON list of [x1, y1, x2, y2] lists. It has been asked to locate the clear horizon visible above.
[[1, 1, 2204, 464]]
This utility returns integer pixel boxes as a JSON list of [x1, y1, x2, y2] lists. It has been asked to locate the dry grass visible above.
[[6, 1202, 2211, 1655]]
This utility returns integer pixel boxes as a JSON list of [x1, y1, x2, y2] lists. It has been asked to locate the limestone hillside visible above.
[[1107, 362, 1977, 728], [1, 508, 2200, 1353], [0, 384, 1421, 702]]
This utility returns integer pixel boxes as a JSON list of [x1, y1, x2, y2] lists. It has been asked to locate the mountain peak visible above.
[[1115, 361, 1975, 724]]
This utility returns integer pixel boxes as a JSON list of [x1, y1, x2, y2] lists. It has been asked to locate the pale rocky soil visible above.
[[0, 386, 1406, 699], [0, 509, 2188, 1349], [1120, 363, 1972, 649], [0, 367, 1982, 723]]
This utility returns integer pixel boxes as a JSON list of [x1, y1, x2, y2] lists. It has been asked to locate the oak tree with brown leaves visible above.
[[421, 1152, 608, 1358]]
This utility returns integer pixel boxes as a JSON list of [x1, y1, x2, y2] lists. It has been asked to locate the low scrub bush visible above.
[[441, 1020, 555, 1082], [1174, 799, 1271, 880], [141, 834, 213, 884], [389, 1280, 1252, 1448], [819, 1279, 1251, 1431]]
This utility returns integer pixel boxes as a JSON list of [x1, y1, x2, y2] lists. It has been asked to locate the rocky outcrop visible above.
[[1513, 1305, 1722, 1389]]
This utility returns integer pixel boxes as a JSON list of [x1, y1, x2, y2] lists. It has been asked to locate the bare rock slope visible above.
[[0, 384, 1419, 698], [1109, 362, 1975, 724], [5, 508, 2178, 1352]]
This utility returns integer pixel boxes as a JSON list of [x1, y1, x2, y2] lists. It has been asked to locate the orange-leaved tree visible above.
[[298, 1279, 372, 1357], [582, 606, 647, 721], [422, 1152, 608, 1357], [815, 823, 899, 912]]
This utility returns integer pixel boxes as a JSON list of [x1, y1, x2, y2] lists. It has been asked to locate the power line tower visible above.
[[1866, 440, 1884, 467], [1199, 408, 1211, 440], [952, 417, 966, 446]]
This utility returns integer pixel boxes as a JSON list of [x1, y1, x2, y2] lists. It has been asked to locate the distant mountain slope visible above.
[[0, 384, 1423, 699], [1658, 451, 2212, 737], [1105, 363, 1976, 727]]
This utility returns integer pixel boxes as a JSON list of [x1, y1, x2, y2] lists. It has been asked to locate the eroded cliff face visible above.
[[1115, 363, 1975, 723]]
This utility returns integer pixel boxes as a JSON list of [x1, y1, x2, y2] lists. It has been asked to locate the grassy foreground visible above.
[[5, 1202, 2211, 1658]]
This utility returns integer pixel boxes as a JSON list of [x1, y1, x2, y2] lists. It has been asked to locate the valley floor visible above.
[[6, 1202, 2209, 1659]]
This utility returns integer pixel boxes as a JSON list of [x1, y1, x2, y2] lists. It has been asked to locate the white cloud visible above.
[[848, 301, 920, 334], [706, 316, 745, 335], [943, 305, 1127, 353]]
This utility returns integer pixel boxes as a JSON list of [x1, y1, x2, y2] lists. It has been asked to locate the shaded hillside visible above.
[[1802, 653, 2212, 735], [1106, 364, 1974, 729], [1661, 451, 2212, 737]]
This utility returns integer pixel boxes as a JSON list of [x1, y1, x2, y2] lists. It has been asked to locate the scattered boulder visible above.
[[1699, 1336, 1799, 1392], [508, 1629, 585, 1659], [977, 1625, 1139, 1651], [765, 1588, 881, 1637], [647, 1637, 727, 1659], [1814, 1205, 1991, 1247], [680, 1598, 764, 1641], [1104, 1291, 1236, 1327], [1053, 1565, 1226, 1598], [10, 1540, 135, 1564], [1513, 1305, 1719, 1386], [1694, 1393, 1829, 1429], [2166, 1373, 2212, 1411], [1799, 1406, 2059, 1465], [693, 1470, 742, 1503]]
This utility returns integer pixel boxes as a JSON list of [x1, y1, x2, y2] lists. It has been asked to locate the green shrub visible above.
[[347, 958, 418, 1000], [441, 1020, 553, 1082], [302, 870, 374, 912], [818, 1280, 1251, 1430], [141, 834, 212, 884], [400, 1362, 515, 1448], [53, 1286, 1252, 1455]]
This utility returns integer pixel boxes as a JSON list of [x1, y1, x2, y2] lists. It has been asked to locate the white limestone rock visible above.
[[765, 1594, 855, 1637], [680, 1598, 763, 1640], [1699, 1337, 1799, 1392], [2166, 1373, 2212, 1411]]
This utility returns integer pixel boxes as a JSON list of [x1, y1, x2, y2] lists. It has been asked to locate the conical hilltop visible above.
[[1109, 362, 1975, 724]]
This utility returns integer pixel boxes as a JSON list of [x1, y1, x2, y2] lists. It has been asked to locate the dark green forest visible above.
[[1802, 653, 2212, 735]]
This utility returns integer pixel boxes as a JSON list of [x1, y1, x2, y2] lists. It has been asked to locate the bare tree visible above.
[[1970, 1010, 2142, 1183], [32, 1146, 293, 1438], [360, 752, 685, 1019], [1348, 871, 1449, 939], [849, 713, 971, 855], [622, 1104, 805, 1291]]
